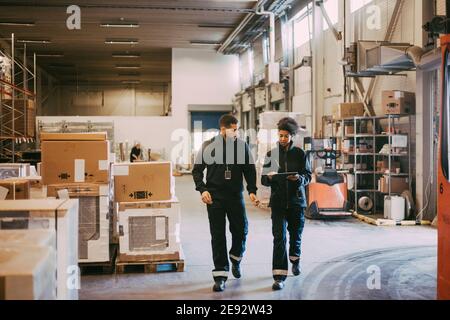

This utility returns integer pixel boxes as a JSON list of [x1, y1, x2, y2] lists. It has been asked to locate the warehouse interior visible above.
[[0, 0, 449, 301]]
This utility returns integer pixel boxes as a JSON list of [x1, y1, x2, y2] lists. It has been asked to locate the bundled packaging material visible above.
[[0, 199, 79, 300], [117, 199, 181, 261], [41, 133, 110, 185], [47, 183, 110, 263], [0, 163, 31, 179], [113, 161, 174, 203]]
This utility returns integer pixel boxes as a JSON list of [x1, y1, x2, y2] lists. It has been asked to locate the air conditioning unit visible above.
[[117, 200, 181, 261]]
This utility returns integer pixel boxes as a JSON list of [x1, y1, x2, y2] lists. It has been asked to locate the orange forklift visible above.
[[424, 3, 450, 300]]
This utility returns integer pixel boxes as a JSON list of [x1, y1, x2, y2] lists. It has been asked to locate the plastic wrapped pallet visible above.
[[116, 198, 181, 262], [47, 183, 110, 263], [0, 199, 79, 300], [0, 246, 57, 300]]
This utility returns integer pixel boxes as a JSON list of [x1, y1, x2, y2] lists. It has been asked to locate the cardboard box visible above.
[[40, 132, 107, 141], [41, 140, 110, 185], [0, 199, 79, 300], [376, 160, 401, 173], [379, 175, 409, 193], [382, 91, 415, 115], [332, 103, 365, 120], [0, 246, 57, 300], [113, 162, 173, 203], [0, 179, 30, 200], [345, 125, 354, 136]]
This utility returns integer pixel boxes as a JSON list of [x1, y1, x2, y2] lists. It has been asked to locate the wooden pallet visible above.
[[115, 247, 185, 274], [352, 211, 431, 226], [115, 258, 185, 274], [79, 244, 118, 275]]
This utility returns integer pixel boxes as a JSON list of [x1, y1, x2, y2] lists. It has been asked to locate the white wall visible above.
[[38, 48, 240, 164]]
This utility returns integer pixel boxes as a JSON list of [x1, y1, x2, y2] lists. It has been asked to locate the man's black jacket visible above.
[[192, 135, 257, 196]]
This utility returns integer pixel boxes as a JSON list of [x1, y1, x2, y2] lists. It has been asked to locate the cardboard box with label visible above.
[[0, 179, 30, 200], [41, 140, 109, 185], [113, 162, 173, 203], [382, 91, 415, 115], [332, 103, 365, 120]]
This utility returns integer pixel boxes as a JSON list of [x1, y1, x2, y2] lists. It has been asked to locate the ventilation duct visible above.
[[346, 41, 426, 77]]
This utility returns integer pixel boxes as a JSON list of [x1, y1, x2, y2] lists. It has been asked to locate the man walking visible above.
[[192, 114, 259, 292]]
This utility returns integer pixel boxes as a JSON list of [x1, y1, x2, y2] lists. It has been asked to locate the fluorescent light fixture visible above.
[[198, 24, 234, 28], [36, 52, 64, 57], [115, 64, 140, 69], [190, 41, 222, 46], [0, 21, 35, 26], [101, 22, 139, 28], [17, 39, 51, 44], [105, 39, 138, 45], [122, 80, 140, 84], [112, 52, 141, 58]]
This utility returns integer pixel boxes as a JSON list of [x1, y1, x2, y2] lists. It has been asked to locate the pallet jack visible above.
[[423, 2, 450, 300], [305, 138, 352, 219]]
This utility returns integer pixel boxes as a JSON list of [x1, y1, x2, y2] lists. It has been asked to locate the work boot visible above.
[[213, 279, 226, 292], [231, 262, 241, 279], [272, 280, 285, 291], [292, 261, 301, 276]]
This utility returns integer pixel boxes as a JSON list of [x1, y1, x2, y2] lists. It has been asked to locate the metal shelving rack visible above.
[[0, 33, 37, 162], [336, 115, 412, 215]]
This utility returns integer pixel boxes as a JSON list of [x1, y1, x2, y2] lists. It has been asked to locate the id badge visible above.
[[225, 170, 232, 180]]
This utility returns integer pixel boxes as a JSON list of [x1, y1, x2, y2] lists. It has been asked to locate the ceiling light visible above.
[[122, 80, 140, 84], [0, 21, 35, 26], [115, 64, 140, 69], [101, 22, 139, 28], [198, 24, 234, 28], [190, 41, 222, 46], [36, 52, 64, 57], [112, 52, 141, 58], [105, 39, 138, 45], [17, 39, 51, 44]]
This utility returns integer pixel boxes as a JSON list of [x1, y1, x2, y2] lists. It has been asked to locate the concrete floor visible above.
[[80, 176, 437, 300]]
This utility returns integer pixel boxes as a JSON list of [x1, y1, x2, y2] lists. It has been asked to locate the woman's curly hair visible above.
[[277, 117, 299, 136]]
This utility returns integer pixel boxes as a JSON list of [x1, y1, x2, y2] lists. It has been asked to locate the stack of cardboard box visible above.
[[112, 161, 181, 263], [41, 132, 111, 264]]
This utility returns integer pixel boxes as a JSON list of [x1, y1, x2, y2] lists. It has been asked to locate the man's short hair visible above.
[[277, 117, 299, 136], [219, 114, 238, 128]]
